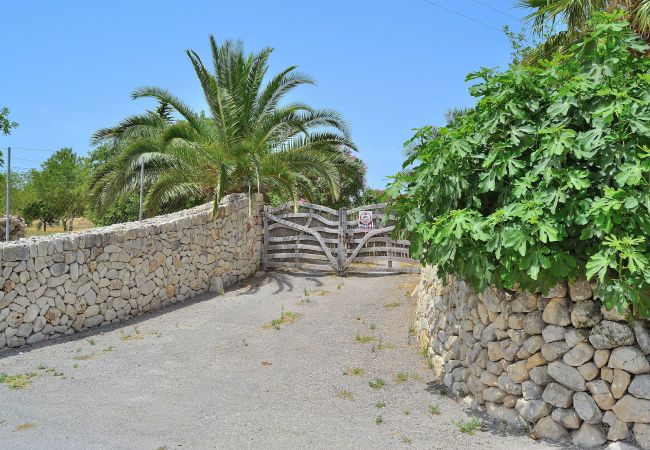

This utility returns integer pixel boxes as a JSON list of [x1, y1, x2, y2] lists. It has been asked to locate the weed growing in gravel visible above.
[[337, 389, 354, 400], [383, 302, 400, 308], [42, 367, 65, 377], [121, 328, 144, 341], [455, 418, 482, 435], [73, 364, 79, 369], [369, 323, 376, 331], [428, 404, 441, 415], [103, 346, 114, 352], [395, 372, 409, 383], [75, 347, 82, 353], [87, 338, 96, 345], [457, 387, 468, 397], [343, 367, 366, 376], [337, 284, 343, 289], [403, 410, 411, 415], [401, 436, 413, 444], [36, 364, 46, 370], [438, 386, 450, 396], [408, 325, 416, 335], [375, 415, 383, 425], [14, 422, 36, 432], [355, 334, 375, 344], [304, 288, 309, 296], [73, 354, 96, 361], [375, 401, 386, 409], [242, 339, 249, 347], [264, 306, 302, 330], [369, 378, 386, 389], [371, 340, 395, 352], [0, 372, 37, 390]]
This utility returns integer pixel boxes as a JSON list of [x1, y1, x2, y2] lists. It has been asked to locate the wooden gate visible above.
[[262, 201, 420, 274]]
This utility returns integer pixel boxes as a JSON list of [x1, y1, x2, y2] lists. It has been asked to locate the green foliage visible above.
[[21, 200, 58, 231], [91, 38, 356, 216], [387, 14, 650, 316], [0, 107, 18, 136], [25, 148, 88, 230]]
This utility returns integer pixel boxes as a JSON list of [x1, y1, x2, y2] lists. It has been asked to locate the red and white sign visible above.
[[358, 211, 374, 230]]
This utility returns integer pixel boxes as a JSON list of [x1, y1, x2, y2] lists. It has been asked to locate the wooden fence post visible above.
[[338, 208, 347, 275], [262, 206, 269, 272]]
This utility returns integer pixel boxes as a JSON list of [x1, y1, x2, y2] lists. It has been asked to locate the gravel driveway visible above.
[[0, 272, 557, 449]]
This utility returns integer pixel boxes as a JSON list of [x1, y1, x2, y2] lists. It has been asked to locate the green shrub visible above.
[[387, 13, 650, 316]]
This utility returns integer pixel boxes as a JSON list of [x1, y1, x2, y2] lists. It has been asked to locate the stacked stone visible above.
[[416, 266, 650, 449], [0, 216, 27, 241], [0, 194, 263, 350]]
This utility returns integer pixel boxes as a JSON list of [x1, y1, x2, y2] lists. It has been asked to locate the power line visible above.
[[421, 0, 503, 32], [12, 157, 45, 164], [0, 146, 59, 153], [470, 0, 519, 20]]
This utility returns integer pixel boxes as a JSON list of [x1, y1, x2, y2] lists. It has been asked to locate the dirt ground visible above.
[[0, 272, 557, 449]]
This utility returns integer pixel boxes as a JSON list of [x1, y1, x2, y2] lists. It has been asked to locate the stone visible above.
[[541, 341, 570, 362], [635, 320, 650, 355], [609, 346, 650, 374], [530, 366, 553, 385], [565, 328, 589, 347], [602, 305, 627, 322], [588, 380, 615, 410], [23, 304, 40, 323], [523, 311, 545, 335], [483, 387, 507, 403], [573, 392, 603, 424], [485, 402, 525, 429], [601, 367, 614, 383], [526, 352, 547, 370], [572, 422, 606, 448], [635, 423, 650, 450], [522, 380, 543, 400], [503, 395, 517, 408], [552, 408, 582, 429], [512, 291, 538, 313], [571, 300, 602, 328], [544, 283, 567, 299], [515, 398, 552, 422], [629, 374, 650, 399], [594, 349, 610, 368], [563, 342, 595, 367], [506, 360, 529, 383], [548, 361, 586, 391], [523, 335, 545, 355], [611, 369, 631, 399], [611, 395, 650, 422], [543, 382, 574, 408], [487, 341, 504, 361], [589, 321, 635, 349], [569, 279, 593, 301], [497, 373, 522, 396], [534, 415, 569, 442], [543, 297, 571, 326], [603, 410, 629, 441], [578, 363, 599, 381], [605, 443, 637, 450], [542, 325, 565, 343]]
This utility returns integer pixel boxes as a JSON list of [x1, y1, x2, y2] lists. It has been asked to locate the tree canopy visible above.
[[387, 13, 650, 316]]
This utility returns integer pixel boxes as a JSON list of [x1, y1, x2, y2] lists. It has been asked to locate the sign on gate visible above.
[[358, 210, 374, 230]]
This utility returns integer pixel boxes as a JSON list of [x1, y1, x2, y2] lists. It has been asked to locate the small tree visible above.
[[22, 200, 58, 232]]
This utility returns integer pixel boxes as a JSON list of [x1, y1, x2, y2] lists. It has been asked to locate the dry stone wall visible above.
[[0, 194, 263, 351], [416, 266, 650, 449]]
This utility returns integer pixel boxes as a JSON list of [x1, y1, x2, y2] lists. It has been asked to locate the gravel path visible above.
[[0, 272, 557, 449]]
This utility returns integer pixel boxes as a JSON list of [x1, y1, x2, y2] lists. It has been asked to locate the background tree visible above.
[[21, 200, 58, 232], [90, 38, 357, 216], [0, 107, 18, 136], [518, 0, 650, 58], [26, 148, 88, 230]]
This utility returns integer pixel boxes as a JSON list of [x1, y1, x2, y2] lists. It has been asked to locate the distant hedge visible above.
[[387, 13, 650, 316]]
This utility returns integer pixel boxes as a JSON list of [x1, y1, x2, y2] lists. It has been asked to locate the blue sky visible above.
[[1, 0, 527, 188]]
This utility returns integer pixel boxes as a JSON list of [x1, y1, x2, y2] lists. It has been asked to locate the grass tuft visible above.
[[383, 301, 400, 308], [375, 415, 383, 425], [395, 372, 409, 383], [0, 372, 37, 390], [455, 418, 482, 435], [369, 378, 386, 389], [355, 333, 375, 344], [336, 389, 354, 400], [375, 401, 386, 409], [428, 403, 441, 415], [343, 367, 366, 376], [264, 306, 302, 330], [14, 422, 36, 432]]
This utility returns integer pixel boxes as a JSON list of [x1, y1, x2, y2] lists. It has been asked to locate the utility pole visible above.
[[138, 159, 144, 221], [5, 146, 11, 241]]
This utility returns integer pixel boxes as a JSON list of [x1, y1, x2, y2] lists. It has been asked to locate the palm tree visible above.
[[90, 38, 356, 216], [517, 0, 650, 58]]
